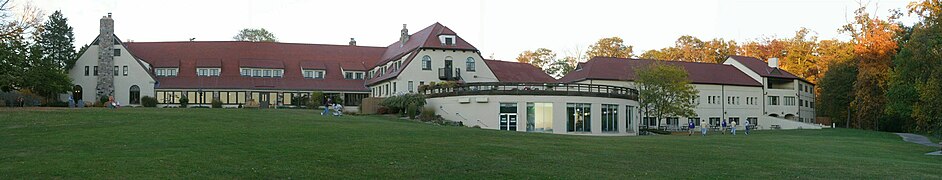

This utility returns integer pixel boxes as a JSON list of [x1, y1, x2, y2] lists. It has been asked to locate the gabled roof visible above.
[[365, 23, 479, 85], [125, 41, 387, 92], [484, 60, 556, 83], [727, 55, 811, 84], [558, 57, 763, 87]]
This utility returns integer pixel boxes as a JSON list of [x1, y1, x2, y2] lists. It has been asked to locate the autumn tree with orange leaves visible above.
[[841, 6, 902, 130]]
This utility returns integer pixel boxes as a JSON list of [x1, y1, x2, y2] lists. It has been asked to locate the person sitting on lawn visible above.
[[332, 103, 343, 116]]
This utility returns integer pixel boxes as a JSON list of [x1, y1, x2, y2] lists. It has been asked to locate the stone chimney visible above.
[[349, 38, 356, 46], [399, 24, 409, 46], [768, 58, 779, 69], [96, 13, 115, 99]]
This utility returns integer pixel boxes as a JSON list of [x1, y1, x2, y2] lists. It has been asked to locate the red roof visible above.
[[195, 59, 221, 67], [125, 41, 386, 92], [727, 55, 811, 84], [484, 60, 556, 83], [558, 57, 762, 87], [366, 23, 478, 85]]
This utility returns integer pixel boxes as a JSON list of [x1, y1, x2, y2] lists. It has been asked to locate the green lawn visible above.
[[1, 108, 939, 179]]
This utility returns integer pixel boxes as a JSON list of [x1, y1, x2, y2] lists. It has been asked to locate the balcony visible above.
[[438, 68, 461, 80], [421, 82, 639, 101]]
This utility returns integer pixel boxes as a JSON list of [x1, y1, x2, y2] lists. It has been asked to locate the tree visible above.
[[585, 37, 634, 59], [639, 35, 738, 63], [37, 10, 75, 70], [545, 56, 578, 78], [516, 48, 556, 69], [232, 28, 278, 42], [817, 60, 857, 128], [841, 5, 901, 130], [886, 0, 942, 133], [635, 62, 699, 127]]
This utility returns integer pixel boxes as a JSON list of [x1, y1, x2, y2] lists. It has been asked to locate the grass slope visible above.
[[1, 108, 940, 179]]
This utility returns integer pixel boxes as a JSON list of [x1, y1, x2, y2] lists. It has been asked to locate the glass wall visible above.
[[526, 103, 553, 133], [626, 105, 634, 132], [602, 104, 618, 132], [567, 103, 591, 132]]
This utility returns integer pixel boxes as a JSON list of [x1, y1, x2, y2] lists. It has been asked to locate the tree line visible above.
[[1, 0, 77, 103], [516, 1, 942, 134]]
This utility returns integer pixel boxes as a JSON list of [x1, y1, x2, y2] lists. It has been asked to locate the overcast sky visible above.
[[27, 0, 916, 61]]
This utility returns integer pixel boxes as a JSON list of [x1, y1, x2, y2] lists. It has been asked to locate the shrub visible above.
[[406, 104, 419, 119], [179, 96, 189, 107], [309, 91, 325, 109], [380, 94, 426, 115], [377, 107, 389, 114], [211, 99, 223, 108], [141, 96, 157, 107], [42, 101, 69, 107], [419, 107, 437, 122], [99, 96, 109, 106]]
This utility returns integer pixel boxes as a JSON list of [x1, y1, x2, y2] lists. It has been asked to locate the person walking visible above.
[[688, 120, 696, 136], [731, 120, 738, 135], [700, 119, 708, 136], [743, 119, 750, 135], [721, 119, 728, 134]]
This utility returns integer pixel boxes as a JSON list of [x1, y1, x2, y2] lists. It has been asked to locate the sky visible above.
[[25, 0, 918, 61]]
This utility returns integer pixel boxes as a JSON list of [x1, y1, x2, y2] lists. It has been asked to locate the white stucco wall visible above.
[[426, 95, 639, 136], [64, 44, 156, 105], [369, 49, 497, 97]]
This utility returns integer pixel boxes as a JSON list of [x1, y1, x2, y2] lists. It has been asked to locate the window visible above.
[[643, 117, 657, 127], [567, 103, 592, 132], [466, 57, 475, 72], [241, 68, 283, 78], [440, 35, 457, 46], [113, 66, 119, 76], [747, 117, 758, 127], [114, 49, 121, 56], [129, 85, 140, 104], [355, 72, 363, 79], [709, 117, 721, 127], [94, 66, 98, 76], [444, 37, 454, 46], [499, 103, 518, 131], [253, 69, 261, 77], [422, 55, 432, 70], [241, 69, 251, 76], [155, 68, 178, 77], [729, 117, 740, 125], [343, 71, 365, 80], [768, 96, 779, 105], [689, 117, 701, 126], [84, 66, 90, 76], [784, 96, 796, 106], [263, 70, 272, 77], [527, 103, 554, 132], [408, 81, 414, 93], [345, 72, 353, 79], [303, 70, 325, 79], [666, 117, 679, 128], [197, 68, 220, 77], [602, 104, 618, 132], [392, 82, 397, 93], [122, 66, 128, 76], [626, 105, 634, 131]]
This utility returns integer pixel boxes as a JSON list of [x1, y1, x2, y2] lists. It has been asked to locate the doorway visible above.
[[259, 92, 270, 108], [72, 85, 83, 101]]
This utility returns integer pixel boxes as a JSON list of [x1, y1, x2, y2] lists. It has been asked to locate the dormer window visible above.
[[197, 68, 221, 77], [439, 35, 456, 46], [156, 68, 178, 77]]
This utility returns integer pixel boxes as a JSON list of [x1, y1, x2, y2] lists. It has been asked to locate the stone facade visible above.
[[96, 14, 114, 99]]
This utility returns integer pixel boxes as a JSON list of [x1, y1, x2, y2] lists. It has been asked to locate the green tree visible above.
[[635, 62, 699, 126], [585, 37, 634, 59], [817, 60, 858, 128], [233, 28, 278, 42], [545, 56, 578, 78], [37, 10, 75, 70], [886, 0, 942, 133]]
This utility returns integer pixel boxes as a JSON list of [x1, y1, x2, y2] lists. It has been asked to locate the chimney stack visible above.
[[349, 38, 356, 46], [400, 24, 409, 46], [768, 58, 779, 69], [96, 13, 116, 99]]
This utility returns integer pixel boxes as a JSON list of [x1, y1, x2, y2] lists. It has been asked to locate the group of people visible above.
[[319, 97, 343, 116], [689, 119, 750, 136]]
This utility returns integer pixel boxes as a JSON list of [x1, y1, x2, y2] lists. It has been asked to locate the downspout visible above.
[[722, 85, 726, 123]]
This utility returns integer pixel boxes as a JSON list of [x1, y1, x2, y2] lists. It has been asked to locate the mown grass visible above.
[[1, 108, 939, 179]]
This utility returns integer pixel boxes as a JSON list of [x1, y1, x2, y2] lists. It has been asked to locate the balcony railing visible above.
[[438, 68, 461, 80], [421, 82, 638, 100]]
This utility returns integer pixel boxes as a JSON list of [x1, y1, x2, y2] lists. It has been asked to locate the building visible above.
[[66, 13, 817, 135]]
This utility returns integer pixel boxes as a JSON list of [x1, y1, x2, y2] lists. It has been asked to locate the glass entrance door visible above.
[[500, 113, 517, 131]]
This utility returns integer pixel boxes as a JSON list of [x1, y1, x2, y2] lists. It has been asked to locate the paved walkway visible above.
[[895, 133, 940, 147]]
